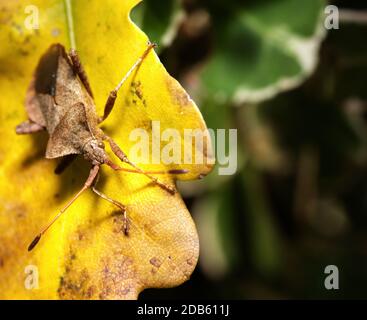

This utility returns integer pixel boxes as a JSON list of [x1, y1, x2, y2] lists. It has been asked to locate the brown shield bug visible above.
[[16, 43, 187, 251]]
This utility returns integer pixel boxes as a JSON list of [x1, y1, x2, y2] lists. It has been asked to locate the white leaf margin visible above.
[[233, 10, 327, 106]]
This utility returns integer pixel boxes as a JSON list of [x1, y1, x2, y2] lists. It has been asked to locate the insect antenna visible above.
[[100, 42, 157, 123], [114, 42, 157, 92], [28, 166, 100, 251]]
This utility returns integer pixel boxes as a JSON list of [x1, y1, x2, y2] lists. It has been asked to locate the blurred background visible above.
[[134, 0, 367, 299]]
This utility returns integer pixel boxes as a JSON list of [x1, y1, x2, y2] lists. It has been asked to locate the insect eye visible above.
[[98, 142, 105, 149]]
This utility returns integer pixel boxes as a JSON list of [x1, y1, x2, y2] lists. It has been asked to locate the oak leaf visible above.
[[0, 0, 214, 299]]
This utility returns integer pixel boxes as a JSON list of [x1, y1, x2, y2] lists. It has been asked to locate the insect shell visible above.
[[17, 44, 109, 166]]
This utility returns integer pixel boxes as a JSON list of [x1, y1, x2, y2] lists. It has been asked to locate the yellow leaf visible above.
[[0, 0, 214, 299]]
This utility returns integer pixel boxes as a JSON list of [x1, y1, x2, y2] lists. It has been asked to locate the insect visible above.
[[16, 43, 187, 251]]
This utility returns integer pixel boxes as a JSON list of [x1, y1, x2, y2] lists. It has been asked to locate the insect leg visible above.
[[91, 177, 129, 235], [15, 121, 44, 135], [105, 136, 176, 194], [28, 165, 100, 251], [69, 49, 94, 98], [99, 43, 157, 123], [104, 156, 188, 175]]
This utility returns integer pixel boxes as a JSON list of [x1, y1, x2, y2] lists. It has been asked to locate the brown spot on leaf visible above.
[[149, 257, 162, 268], [117, 287, 131, 296], [186, 257, 195, 266], [135, 87, 143, 100], [58, 247, 94, 299], [4, 202, 27, 219], [78, 231, 84, 241], [113, 215, 126, 234], [166, 76, 191, 107], [58, 268, 91, 299], [136, 120, 152, 132], [86, 286, 96, 298], [99, 293, 107, 300], [99, 256, 136, 299]]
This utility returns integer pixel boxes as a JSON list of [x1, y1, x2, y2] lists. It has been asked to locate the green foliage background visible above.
[[135, 0, 367, 299]]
